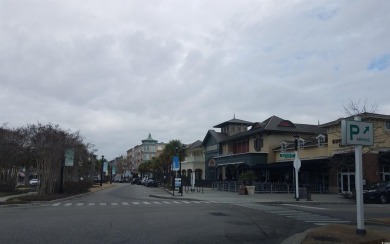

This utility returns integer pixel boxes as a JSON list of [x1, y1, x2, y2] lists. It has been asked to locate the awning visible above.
[[217, 162, 245, 167]]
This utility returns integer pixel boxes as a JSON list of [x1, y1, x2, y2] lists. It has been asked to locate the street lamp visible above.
[[100, 155, 104, 186], [175, 145, 186, 196], [293, 135, 301, 201]]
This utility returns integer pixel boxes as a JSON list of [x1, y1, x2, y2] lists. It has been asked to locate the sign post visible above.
[[293, 151, 301, 201], [341, 117, 374, 235]]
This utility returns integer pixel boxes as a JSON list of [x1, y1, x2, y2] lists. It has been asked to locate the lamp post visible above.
[[293, 135, 301, 201], [100, 155, 104, 186], [175, 145, 186, 196]]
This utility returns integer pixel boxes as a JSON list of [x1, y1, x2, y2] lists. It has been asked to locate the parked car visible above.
[[29, 178, 39, 186], [132, 178, 140, 185], [145, 178, 157, 187], [363, 181, 390, 204]]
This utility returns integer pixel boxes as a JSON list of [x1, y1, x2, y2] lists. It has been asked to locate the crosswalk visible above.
[[234, 203, 351, 226], [47, 200, 219, 208]]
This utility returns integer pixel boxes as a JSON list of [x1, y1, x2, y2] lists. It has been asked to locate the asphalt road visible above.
[[0, 184, 317, 244]]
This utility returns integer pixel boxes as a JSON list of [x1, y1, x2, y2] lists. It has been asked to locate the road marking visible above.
[[282, 204, 327, 210], [172, 201, 181, 204], [100, 203, 106, 206], [133, 202, 140, 205], [163, 201, 172, 204], [89, 203, 95, 206], [122, 202, 129, 205], [52, 203, 61, 207], [181, 201, 191, 204], [111, 203, 118, 206], [153, 202, 161, 204], [143, 202, 151, 205], [76, 203, 84, 206], [64, 203, 72, 207]]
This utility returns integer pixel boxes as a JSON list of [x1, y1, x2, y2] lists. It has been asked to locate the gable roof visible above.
[[202, 130, 229, 146], [188, 140, 203, 150]]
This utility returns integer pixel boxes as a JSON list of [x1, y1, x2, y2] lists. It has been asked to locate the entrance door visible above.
[[340, 173, 355, 193], [383, 173, 390, 181]]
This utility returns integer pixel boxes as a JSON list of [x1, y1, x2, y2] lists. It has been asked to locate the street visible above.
[[0, 184, 314, 244]]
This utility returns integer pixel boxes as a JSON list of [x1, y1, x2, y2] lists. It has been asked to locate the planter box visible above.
[[238, 186, 247, 195], [246, 186, 255, 195]]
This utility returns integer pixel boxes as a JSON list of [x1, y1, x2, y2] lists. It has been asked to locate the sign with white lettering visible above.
[[341, 120, 374, 146]]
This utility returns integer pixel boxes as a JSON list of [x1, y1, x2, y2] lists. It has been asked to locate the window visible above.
[[280, 142, 287, 152], [386, 121, 390, 130], [316, 135, 325, 147], [298, 138, 304, 149]]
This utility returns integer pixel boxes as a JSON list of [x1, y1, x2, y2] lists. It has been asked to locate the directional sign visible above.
[[280, 153, 295, 158], [341, 120, 374, 146]]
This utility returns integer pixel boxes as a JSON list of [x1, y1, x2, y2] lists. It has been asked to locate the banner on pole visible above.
[[64, 149, 74, 167]]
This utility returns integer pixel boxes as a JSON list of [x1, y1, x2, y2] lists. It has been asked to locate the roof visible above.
[[213, 118, 253, 128], [256, 116, 326, 134], [141, 133, 157, 143], [320, 112, 390, 128], [202, 130, 229, 146], [187, 140, 203, 150]]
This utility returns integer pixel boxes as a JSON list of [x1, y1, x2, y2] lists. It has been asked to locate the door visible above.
[[340, 173, 355, 193]]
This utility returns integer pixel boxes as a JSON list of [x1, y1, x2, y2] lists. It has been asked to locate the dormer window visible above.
[[298, 138, 304, 149], [316, 134, 325, 147], [280, 141, 287, 152]]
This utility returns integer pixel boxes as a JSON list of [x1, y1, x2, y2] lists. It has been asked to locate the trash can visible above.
[[298, 187, 307, 199], [306, 185, 312, 201]]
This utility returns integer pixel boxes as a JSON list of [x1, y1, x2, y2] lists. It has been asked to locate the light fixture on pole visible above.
[[293, 135, 301, 201], [100, 155, 104, 186]]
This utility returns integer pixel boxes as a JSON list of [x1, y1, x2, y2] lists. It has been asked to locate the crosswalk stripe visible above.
[[143, 202, 151, 205], [163, 201, 172, 204], [122, 202, 129, 205], [172, 201, 181, 204], [49, 200, 220, 207], [111, 203, 118, 206], [153, 202, 161, 204], [133, 202, 140, 205], [100, 203, 106, 206], [52, 203, 61, 207], [76, 203, 84, 206], [181, 201, 191, 204], [64, 203, 72, 207], [89, 203, 95, 206]]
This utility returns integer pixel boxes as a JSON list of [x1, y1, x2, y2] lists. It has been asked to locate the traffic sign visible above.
[[341, 120, 374, 146], [280, 153, 295, 158]]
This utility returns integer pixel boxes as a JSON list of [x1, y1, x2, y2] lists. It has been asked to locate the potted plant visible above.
[[239, 171, 257, 195]]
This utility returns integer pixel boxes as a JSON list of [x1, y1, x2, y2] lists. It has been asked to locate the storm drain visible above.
[[209, 212, 229, 217]]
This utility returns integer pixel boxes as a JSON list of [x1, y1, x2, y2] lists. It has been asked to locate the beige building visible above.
[[181, 140, 205, 180], [203, 113, 390, 194]]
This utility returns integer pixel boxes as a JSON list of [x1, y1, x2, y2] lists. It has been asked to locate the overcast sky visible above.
[[1, 0, 390, 160]]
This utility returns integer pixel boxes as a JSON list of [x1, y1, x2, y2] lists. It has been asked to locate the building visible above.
[[181, 140, 205, 180], [126, 133, 166, 174], [202, 113, 390, 194]]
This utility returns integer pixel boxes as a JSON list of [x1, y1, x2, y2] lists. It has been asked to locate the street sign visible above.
[[280, 153, 295, 158], [293, 157, 301, 170], [172, 156, 179, 171], [174, 178, 181, 191], [341, 120, 374, 146]]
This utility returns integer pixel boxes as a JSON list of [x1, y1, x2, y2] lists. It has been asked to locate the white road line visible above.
[[191, 201, 202, 204], [181, 201, 191, 204], [282, 204, 328, 210], [153, 202, 162, 204], [52, 203, 61, 207], [111, 203, 118, 206], [172, 201, 181, 204], [89, 203, 95, 206], [133, 202, 140, 205], [163, 201, 172, 204], [143, 202, 151, 205], [76, 203, 84, 206], [64, 203, 72, 207], [122, 202, 129, 205], [100, 203, 106, 206]]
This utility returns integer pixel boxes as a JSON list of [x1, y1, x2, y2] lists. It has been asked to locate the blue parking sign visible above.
[[172, 156, 179, 171]]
